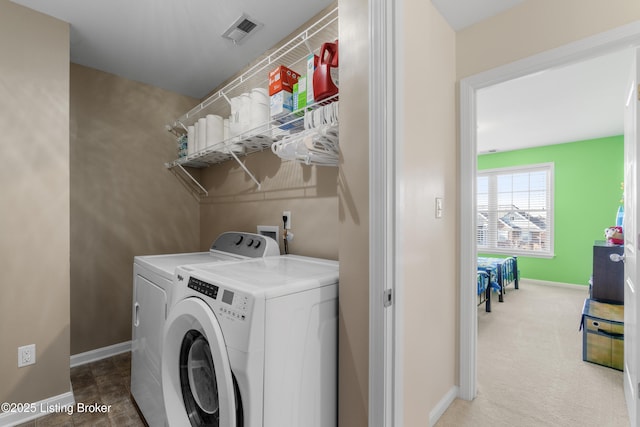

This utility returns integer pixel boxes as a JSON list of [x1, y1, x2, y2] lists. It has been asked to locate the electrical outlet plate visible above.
[[257, 225, 279, 244], [18, 344, 36, 367]]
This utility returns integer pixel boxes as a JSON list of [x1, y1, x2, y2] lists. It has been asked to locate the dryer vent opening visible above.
[[222, 14, 263, 45]]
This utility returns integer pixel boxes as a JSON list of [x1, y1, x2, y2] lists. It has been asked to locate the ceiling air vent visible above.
[[222, 14, 263, 45]]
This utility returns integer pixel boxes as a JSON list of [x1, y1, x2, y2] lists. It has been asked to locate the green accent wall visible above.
[[478, 135, 623, 285]]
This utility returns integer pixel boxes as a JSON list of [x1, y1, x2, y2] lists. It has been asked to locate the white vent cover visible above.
[[222, 14, 263, 45]]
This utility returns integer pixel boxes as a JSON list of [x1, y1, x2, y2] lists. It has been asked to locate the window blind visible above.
[[477, 163, 553, 257]]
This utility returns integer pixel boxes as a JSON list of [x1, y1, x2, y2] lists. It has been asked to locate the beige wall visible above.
[[198, 152, 339, 258], [337, 0, 369, 425], [401, 2, 457, 425], [70, 64, 200, 354], [457, 0, 640, 80], [0, 0, 70, 403]]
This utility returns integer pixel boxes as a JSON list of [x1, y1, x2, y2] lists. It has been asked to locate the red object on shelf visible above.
[[269, 65, 299, 96], [313, 40, 339, 102]]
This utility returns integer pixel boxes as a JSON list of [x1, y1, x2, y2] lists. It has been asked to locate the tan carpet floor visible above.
[[436, 280, 628, 427]]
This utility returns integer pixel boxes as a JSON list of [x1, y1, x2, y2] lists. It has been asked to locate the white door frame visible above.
[[369, 0, 403, 425], [623, 48, 640, 425], [459, 21, 640, 400]]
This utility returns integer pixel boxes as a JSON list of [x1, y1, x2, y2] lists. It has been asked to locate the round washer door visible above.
[[162, 297, 237, 427]]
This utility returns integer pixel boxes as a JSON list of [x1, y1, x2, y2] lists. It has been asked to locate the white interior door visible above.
[[624, 46, 640, 427]]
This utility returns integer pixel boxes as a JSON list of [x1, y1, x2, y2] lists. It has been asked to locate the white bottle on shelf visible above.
[[250, 88, 269, 133], [197, 118, 207, 152], [206, 114, 223, 148], [187, 126, 196, 156], [193, 122, 200, 153]]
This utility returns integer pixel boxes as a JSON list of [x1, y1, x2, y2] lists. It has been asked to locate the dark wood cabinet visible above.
[[591, 240, 624, 304]]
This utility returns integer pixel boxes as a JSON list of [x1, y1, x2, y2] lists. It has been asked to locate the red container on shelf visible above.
[[313, 40, 339, 102]]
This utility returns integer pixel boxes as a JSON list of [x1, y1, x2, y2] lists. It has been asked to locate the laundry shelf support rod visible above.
[[175, 164, 208, 196], [226, 143, 261, 190]]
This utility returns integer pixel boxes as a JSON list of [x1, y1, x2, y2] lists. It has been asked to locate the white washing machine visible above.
[[161, 255, 339, 427], [131, 232, 279, 427]]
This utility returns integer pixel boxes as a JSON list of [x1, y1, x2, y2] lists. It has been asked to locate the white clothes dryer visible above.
[[162, 255, 339, 427], [131, 232, 279, 427]]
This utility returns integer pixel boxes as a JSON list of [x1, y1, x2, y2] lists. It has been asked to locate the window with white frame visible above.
[[477, 163, 554, 257]]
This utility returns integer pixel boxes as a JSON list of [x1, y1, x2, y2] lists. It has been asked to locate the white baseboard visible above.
[[0, 390, 74, 427], [521, 278, 589, 291], [429, 385, 458, 427], [70, 341, 131, 368]]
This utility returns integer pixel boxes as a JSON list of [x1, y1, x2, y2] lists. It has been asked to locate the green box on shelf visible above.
[[293, 79, 307, 117]]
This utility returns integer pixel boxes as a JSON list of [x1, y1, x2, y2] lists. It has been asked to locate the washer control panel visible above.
[[188, 277, 219, 299], [219, 288, 250, 321], [188, 276, 250, 322], [210, 231, 280, 258]]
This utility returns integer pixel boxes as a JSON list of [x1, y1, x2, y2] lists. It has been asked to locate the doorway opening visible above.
[[459, 22, 640, 403]]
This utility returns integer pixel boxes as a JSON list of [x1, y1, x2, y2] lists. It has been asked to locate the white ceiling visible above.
[[11, 0, 627, 152], [431, 0, 525, 31], [11, 0, 334, 98], [477, 49, 632, 153]]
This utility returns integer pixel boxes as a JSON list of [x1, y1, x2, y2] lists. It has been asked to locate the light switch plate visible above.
[[435, 197, 443, 219]]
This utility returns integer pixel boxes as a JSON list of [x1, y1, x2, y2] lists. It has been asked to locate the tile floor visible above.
[[16, 352, 146, 427]]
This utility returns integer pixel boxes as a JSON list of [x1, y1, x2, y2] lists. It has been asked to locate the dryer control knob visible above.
[[234, 235, 244, 245], [247, 238, 254, 246]]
